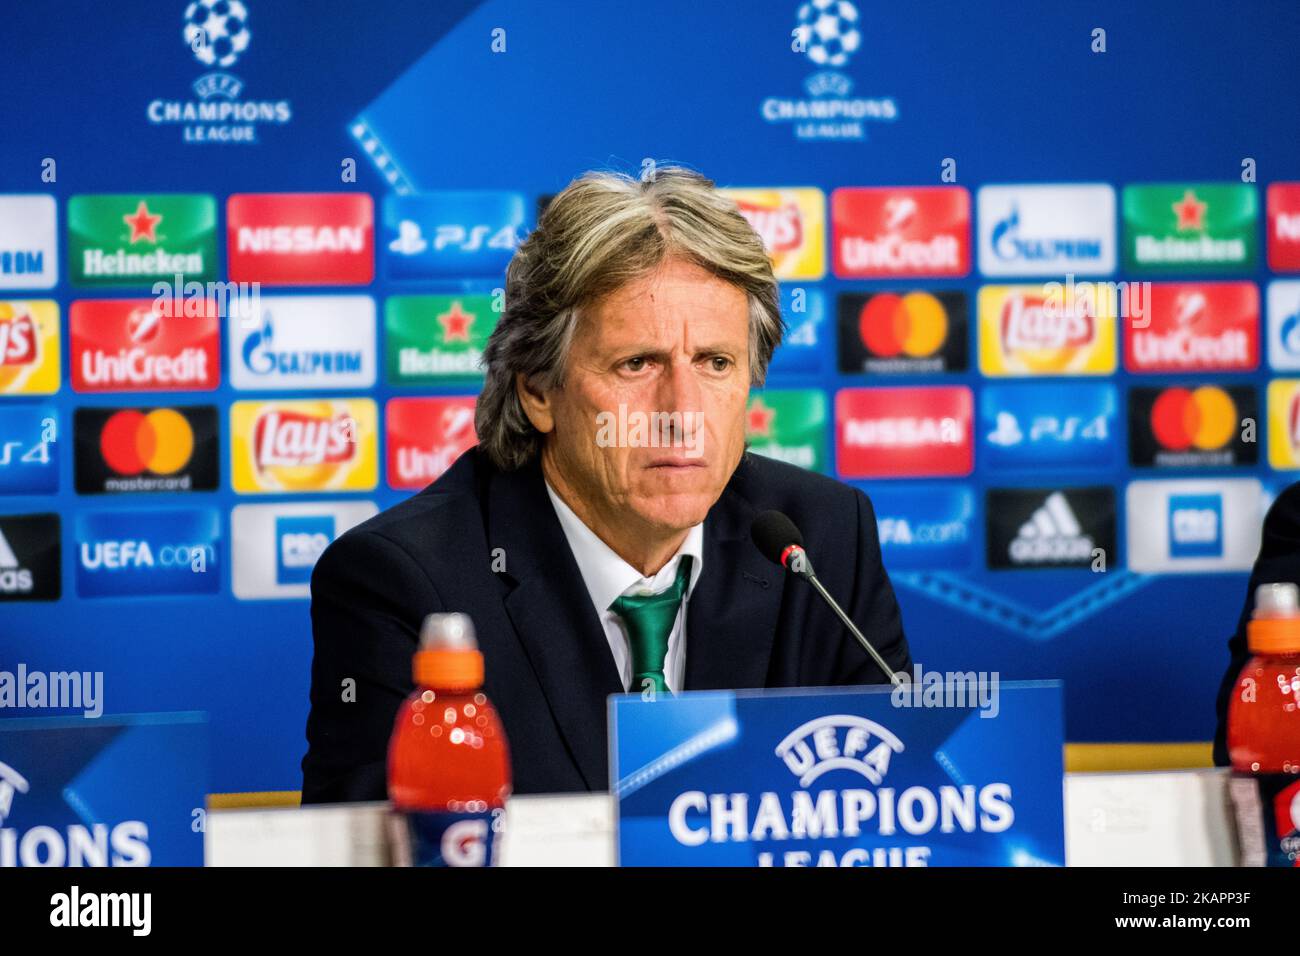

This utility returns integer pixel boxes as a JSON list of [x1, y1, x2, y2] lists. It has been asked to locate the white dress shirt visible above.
[[544, 480, 704, 694]]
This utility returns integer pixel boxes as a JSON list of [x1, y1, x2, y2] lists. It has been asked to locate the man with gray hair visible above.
[[303, 166, 910, 801]]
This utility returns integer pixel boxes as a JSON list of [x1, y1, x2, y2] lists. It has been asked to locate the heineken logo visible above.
[[69, 195, 216, 288], [385, 294, 496, 384], [1123, 183, 1257, 273], [746, 390, 826, 472]]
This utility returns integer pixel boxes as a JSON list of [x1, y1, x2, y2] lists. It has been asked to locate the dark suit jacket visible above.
[[1213, 480, 1300, 765], [301, 446, 911, 802]]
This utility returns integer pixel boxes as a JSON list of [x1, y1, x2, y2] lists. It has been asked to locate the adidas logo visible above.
[[1008, 491, 1094, 564], [0, 528, 33, 594]]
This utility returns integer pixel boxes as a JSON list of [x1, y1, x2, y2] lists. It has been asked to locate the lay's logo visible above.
[[230, 399, 377, 493], [720, 188, 826, 280], [978, 284, 1116, 376], [1267, 380, 1300, 469]]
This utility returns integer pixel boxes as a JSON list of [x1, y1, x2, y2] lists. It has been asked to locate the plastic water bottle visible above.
[[388, 613, 511, 866], [1227, 582, 1300, 866]]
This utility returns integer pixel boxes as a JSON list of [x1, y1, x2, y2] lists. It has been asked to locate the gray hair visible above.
[[475, 165, 784, 471]]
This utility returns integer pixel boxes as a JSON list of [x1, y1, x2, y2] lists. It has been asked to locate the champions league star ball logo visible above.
[[183, 0, 251, 69], [794, 0, 862, 68], [149, 0, 288, 142], [761, 0, 893, 141]]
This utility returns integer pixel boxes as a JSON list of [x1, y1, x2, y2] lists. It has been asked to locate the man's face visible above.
[[526, 258, 751, 539]]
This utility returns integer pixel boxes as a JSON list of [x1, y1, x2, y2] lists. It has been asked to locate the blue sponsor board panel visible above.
[[979, 383, 1119, 471], [0, 404, 58, 494], [858, 483, 976, 571], [0, 712, 207, 866], [1, 0, 1296, 794], [74, 508, 221, 598], [381, 192, 528, 280], [610, 683, 1064, 867]]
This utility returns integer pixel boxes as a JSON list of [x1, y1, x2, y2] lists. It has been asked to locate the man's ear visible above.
[[515, 371, 555, 434]]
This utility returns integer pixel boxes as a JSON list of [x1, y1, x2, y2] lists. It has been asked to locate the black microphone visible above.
[[751, 510, 903, 688]]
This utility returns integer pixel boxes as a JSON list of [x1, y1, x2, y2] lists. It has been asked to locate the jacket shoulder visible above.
[[317, 447, 490, 575], [727, 451, 868, 531]]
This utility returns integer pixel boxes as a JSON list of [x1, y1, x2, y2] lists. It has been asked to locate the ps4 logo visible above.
[[986, 411, 1109, 447], [980, 384, 1118, 471], [382, 193, 528, 279], [389, 220, 517, 255]]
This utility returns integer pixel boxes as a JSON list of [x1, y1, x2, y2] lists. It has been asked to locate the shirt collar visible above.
[[544, 479, 704, 613]]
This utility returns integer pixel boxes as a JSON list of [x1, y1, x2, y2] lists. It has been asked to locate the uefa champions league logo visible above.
[[760, 0, 895, 141], [794, 0, 862, 68], [146, 0, 288, 142], [183, 0, 251, 69]]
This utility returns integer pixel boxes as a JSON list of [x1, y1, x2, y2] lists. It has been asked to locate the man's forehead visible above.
[[583, 273, 748, 339]]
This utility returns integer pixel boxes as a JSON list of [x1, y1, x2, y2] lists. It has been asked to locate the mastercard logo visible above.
[[99, 408, 194, 475], [1149, 386, 1237, 452], [857, 292, 948, 358]]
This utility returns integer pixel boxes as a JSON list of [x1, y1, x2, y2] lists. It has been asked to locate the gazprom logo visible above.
[[989, 203, 1102, 264], [774, 715, 904, 787]]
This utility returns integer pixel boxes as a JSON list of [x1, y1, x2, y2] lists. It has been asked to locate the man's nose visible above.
[[656, 358, 703, 415]]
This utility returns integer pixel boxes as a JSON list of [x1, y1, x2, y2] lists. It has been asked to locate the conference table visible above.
[[206, 767, 1240, 866]]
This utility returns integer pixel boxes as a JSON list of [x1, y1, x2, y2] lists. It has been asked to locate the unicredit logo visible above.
[[253, 409, 356, 469], [1125, 283, 1257, 373], [70, 300, 219, 393], [385, 396, 478, 490], [832, 187, 970, 278], [842, 233, 959, 273]]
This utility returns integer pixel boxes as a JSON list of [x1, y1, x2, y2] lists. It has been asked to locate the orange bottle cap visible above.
[[1247, 583, 1300, 654], [413, 613, 485, 689]]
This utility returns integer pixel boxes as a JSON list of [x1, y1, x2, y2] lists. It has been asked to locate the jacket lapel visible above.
[[487, 460, 623, 791], [684, 456, 785, 690]]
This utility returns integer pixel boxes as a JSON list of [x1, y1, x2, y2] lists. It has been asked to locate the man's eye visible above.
[[709, 356, 732, 372], [622, 357, 648, 372]]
